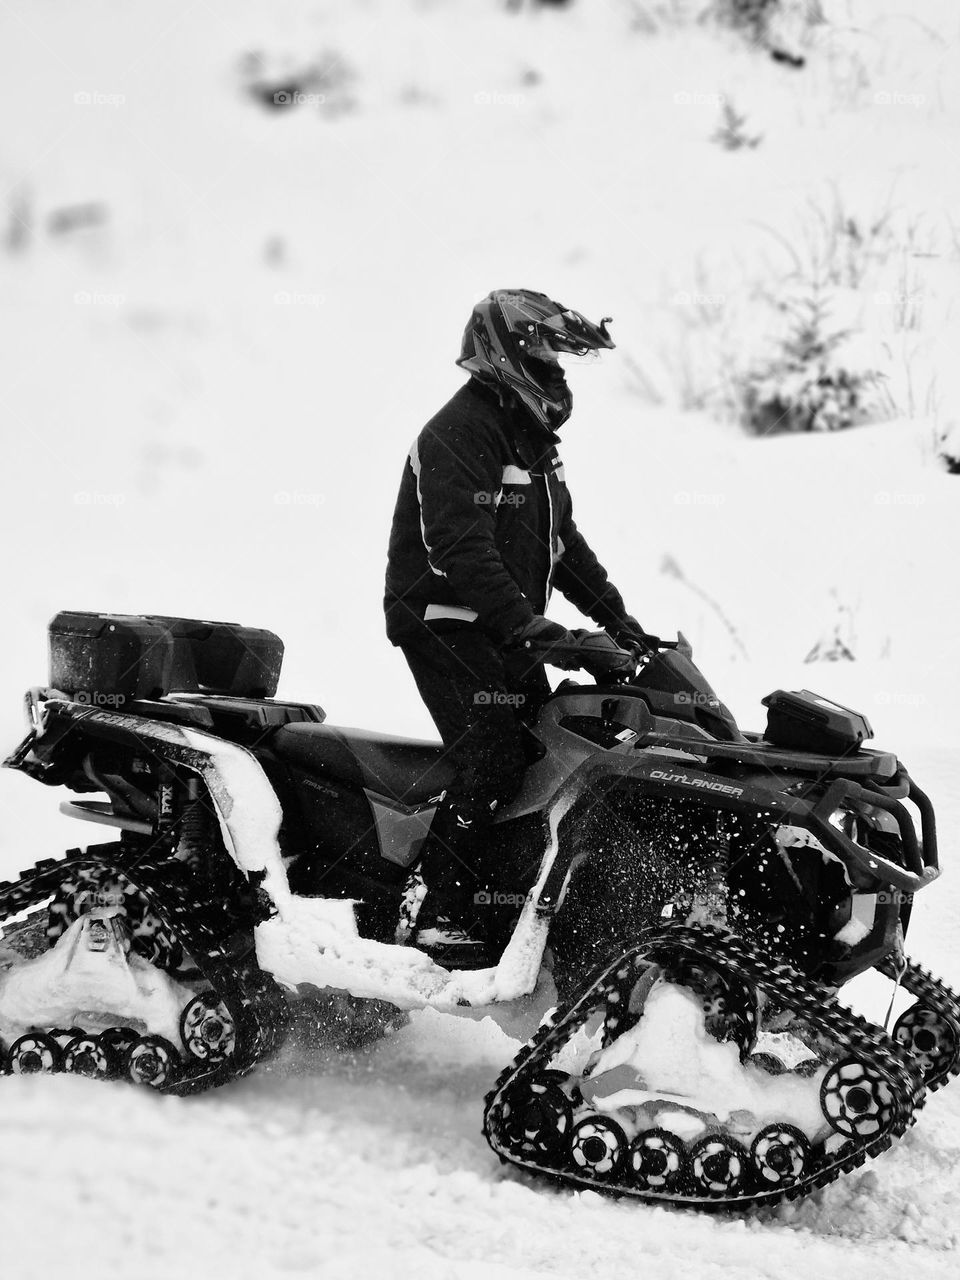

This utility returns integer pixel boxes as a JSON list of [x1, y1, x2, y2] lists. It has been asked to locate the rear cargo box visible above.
[[150, 616, 283, 698], [49, 612, 176, 704], [49, 612, 284, 704], [761, 689, 873, 756]]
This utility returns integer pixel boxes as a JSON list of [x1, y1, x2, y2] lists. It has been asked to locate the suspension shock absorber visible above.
[[157, 768, 177, 832], [175, 777, 210, 867]]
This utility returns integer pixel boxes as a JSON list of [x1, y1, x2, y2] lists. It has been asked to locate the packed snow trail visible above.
[[2, 1005, 959, 1280], [1, 743, 958, 1280]]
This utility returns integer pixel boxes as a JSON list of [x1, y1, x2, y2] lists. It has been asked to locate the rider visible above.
[[384, 289, 651, 966]]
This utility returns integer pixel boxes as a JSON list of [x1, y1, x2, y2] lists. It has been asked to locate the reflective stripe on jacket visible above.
[[384, 376, 626, 645]]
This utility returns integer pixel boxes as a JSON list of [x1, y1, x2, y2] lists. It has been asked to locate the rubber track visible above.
[[483, 922, 929, 1210], [0, 851, 288, 1093]]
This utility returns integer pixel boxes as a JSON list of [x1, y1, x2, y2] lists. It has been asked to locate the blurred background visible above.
[[2, 0, 958, 864]]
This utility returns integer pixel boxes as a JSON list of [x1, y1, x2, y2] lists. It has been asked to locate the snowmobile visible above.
[[1, 611, 957, 1210]]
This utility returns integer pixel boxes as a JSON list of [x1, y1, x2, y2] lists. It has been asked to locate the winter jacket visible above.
[[384, 376, 627, 646]]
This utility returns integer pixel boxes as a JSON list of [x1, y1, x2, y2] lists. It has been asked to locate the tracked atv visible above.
[[1, 611, 956, 1209]]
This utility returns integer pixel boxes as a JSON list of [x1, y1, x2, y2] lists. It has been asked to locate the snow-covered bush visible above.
[[737, 286, 886, 434], [656, 188, 933, 430]]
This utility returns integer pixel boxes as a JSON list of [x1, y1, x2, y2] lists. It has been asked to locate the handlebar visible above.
[[510, 633, 677, 661], [509, 629, 684, 683]]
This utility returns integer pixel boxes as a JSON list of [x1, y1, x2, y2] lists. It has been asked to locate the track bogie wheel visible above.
[[689, 1134, 752, 1197], [8, 1032, 62, 1075], [751, 1123, 812, 1188], [97, 1028, 140, 1076], [628, 1127, 689, 1192], [568, 1116, 627, 1181], [125, 1035, 181, 1089], [63, 1034, 111, 1080]]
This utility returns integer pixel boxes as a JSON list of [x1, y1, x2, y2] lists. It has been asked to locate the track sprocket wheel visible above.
[[501, 1072, 572, 1163]]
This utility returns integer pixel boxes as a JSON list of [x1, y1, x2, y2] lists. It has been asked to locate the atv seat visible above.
[[269, 723, 456, 807]]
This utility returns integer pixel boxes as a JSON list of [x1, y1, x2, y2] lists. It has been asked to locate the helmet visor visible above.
[[536, 309, 615, 356]]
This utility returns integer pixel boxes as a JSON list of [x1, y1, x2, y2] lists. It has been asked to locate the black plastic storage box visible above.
[[49, 612, 177, 703], [761, 689, 873, 755], [49, 612, 285, 704], [147, 616, 284, 698]]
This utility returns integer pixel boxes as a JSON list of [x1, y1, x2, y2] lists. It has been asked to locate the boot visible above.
[[406, 799, 495, 969], [413, 906, 492, 969]]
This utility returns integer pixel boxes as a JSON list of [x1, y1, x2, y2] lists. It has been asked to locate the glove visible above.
[[510, 616, 582, 670], [574, 631, 638, 681], [512, 618, 638, 679], [608, 614, 661, 655]]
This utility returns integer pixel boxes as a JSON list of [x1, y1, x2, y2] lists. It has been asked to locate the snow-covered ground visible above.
[[2, 1, 960, 1275]]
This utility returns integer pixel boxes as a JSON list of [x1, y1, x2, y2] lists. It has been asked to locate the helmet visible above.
[[456, 289, 615, 431]]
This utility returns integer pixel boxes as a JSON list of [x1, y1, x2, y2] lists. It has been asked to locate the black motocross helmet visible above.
[[456, 289, 615, 430]]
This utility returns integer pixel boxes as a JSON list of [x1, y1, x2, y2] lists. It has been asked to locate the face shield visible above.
[[525, 338, 604, 371]]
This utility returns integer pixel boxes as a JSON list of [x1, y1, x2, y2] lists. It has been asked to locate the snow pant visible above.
[[399, 623, 552, 924]]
